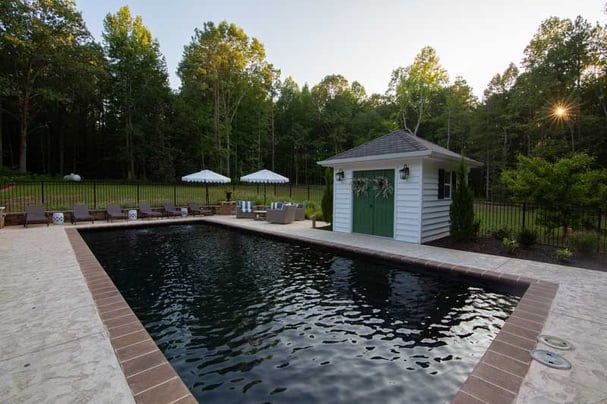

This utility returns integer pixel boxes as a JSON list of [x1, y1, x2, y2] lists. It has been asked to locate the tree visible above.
[[436, 76, 477, 152], [178, 21, 275, 177], [450, 159, 477, 241], [0, 0, 95, 172], [389, 46, 448, 136], [502, 153, 607, 236], [102, 6, 172, 180], [312, 74, 359, 155]]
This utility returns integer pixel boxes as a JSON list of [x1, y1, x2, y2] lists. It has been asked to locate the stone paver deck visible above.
[[1, 216, 606, 403]]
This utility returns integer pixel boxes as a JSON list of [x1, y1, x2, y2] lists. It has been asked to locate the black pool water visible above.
[[81, 224, 521, 403]]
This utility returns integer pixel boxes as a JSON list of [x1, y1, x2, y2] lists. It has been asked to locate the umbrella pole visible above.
[[264, 184, 267, 206], [205, 184, 209, 205]]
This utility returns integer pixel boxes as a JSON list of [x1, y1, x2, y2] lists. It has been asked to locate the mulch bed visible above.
[[427, 236, 606, 272]]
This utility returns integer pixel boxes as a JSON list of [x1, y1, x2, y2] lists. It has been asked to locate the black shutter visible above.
[[438, 169, 445, 199], [452, 171, 457, 192]]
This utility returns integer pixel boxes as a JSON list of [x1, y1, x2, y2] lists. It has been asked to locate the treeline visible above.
[[1, 1, 607, 197]]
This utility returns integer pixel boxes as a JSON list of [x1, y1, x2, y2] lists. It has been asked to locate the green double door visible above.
[[352, 169, 395, 238]]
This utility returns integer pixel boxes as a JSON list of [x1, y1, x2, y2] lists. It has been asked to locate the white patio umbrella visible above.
[[181, 169, 231, 204], [240, 169, 289, 205]]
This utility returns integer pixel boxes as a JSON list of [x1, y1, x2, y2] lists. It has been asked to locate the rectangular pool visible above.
[[81, 223, 523, 403]]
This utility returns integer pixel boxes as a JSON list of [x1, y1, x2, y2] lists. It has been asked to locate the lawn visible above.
[[0, 181, 325, 213]]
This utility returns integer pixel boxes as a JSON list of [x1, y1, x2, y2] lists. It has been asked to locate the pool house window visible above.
[[438, 169, 454, 200]]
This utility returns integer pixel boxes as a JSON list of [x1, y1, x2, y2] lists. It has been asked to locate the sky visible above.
[[75, 0, 605, 98]]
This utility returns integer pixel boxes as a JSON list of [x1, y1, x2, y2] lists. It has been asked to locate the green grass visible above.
[[0, 181, 325, 213]]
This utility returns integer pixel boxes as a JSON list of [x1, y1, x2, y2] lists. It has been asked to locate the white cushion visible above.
[[242, 200, 252, 213]]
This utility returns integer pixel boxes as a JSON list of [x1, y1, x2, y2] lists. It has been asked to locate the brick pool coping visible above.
[[65, 228, 197, 404], [67, 221, 557, 403]]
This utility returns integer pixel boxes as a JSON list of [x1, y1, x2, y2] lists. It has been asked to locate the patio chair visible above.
[[139, 203, 162, 219], [236, 200, 255, 219], [106, 203, 127, 222], [266, 204, 296, 224], [162, 202, 182, 217], [71, 203, 94, 224], [24, 205, 50, 228], [187, 202, 201, 216], [295, 203, 305, 221]]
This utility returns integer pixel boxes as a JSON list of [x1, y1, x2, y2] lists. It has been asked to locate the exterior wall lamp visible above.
[[336, 169, 345, 182], [399, 164, 410, 180]]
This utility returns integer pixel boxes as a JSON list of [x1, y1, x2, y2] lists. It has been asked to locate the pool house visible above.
[[318, 129, 482, 243]]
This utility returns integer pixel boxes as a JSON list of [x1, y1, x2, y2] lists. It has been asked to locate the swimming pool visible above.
[[81, 224, 522, 403]]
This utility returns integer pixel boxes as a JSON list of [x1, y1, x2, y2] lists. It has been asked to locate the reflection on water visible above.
[[82, 224, 521, 403]]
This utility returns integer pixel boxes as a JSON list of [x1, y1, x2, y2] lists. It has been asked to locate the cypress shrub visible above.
[[449, 159, 476, 241], [321, 167, 333, 224]]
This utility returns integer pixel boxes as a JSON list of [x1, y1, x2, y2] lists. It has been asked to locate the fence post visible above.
[[289, 183, 292, 198], [137, 184, 140, 205], [597, 209, 602, 253], [93, 182, 97, 209], [173, 183, 177, 205], [307, 184, 310, 201], [41, 181, 45, 205], [522, 203, 526, 230]]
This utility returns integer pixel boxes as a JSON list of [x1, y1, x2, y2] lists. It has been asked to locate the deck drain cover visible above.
[[530, 349, 572, 370], [538, 335, 574, 350]]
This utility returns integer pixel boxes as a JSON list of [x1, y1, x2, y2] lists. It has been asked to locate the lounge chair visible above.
[[236, 200, 255, 219], [139, 203, 162, 219], [71, 203, 94, 224], [266, 204, 296, 224], [24, 205, 50, 228], [162, 202, 182, 217], [187, 202, 202, 216], [187, 202, 214, 216], [106, 203, 127, 222]]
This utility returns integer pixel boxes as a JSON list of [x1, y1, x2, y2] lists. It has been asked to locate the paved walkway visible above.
[[1, 217, 606, 403], [0, 224, 134, 403]]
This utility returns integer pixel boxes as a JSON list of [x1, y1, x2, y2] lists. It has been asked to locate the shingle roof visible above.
[[322, 129, 479, 164]]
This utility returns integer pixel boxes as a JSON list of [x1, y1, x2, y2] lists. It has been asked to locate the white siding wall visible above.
[[330, 159, 457, 244], [420, 160, 454, 243], [394, 160, 422, 243], [333, 170, 352, 233]]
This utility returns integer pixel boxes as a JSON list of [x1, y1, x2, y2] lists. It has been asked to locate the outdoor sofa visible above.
[[270, 201, 305, 221], [294, 203, 305, 221], [266, 204, 296, 224]]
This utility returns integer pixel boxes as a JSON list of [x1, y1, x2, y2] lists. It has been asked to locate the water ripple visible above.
[[82, 224, 522, 403]]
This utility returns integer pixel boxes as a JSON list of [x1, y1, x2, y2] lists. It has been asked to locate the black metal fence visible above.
[[475, 200, 607, 253], [0, 181, 325, 213]]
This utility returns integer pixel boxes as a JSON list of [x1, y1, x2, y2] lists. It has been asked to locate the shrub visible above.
[[321, 168, 333, 224], [502, 238, 519, 254], [473, 218, 481, 238], [569, 231, 599, 256], [555, 248, 572, 262], [304, 200, 322, 220], [517, 228, 537, 248], [492, 227, 512, 241], [449, 159, 476, 241]]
